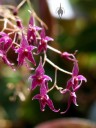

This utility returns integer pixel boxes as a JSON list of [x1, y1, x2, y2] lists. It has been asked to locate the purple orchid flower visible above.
[[37, 28, 54, 54], [61, 51, 77, 62], [0, 32, 14, 69], [60, 89, 78, 114], [27, 16, 42, 45], [0, 32, 12, 52], [29, 58, 52, 90], [15, 33, 36, 66], [32, 83, 60, 112], [66, 62, 87, 91]]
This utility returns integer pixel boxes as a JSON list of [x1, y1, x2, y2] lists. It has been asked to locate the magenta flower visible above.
[[30, 58, 52, 90], [0, 32, 14, 68], [60, 89, 78, 114], [37, 28, 54, 54], [0, 32, 12, 52], [15, 33, 36, 66], [66, 62, 87, 91], [27, 16, 41, 44], [32, 83, 60, 112], [61, 52, 77, 62]]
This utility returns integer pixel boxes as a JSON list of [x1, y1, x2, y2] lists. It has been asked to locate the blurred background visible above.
[[0, 0, 96, 127]]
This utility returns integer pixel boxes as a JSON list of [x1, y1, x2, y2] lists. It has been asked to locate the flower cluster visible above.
[[0, 0, 87, 114], [60, 60, 87, 114]]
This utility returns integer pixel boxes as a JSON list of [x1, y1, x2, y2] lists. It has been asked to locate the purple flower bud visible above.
[[16, 18, 23, 29], [61, 52, 77, 62], [13, 8, 18, 16]]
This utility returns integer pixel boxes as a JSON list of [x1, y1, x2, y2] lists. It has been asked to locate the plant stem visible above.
[[47, 45, 61, 54], [48, 69, 58, 92], [54, 68, 57, 85], [1, 18, 8, 32], [17, 0, 26, 10], [46, 57, 72, 75]]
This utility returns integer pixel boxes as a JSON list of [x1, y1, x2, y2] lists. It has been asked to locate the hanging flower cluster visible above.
[[0, 0, 87, 114]]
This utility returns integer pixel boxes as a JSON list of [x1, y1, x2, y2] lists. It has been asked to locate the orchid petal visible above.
[[4, 38, 12, 52], [31, 79, 38, 90], [66, 78, 72, 89], [77, 75, 87, 82], [40, 83, 47, 96], [40, 28, 46, 38], [73, 81, 82, 91], [29, 16, 34, 26], [35, 26, 42, 31], [40, 100, 46, 112], [0, 32, 7, 36], [70, 92, 78, 106], [32, 94, 41, 100], [37, 42, 46, 54], [61, 98, 71, 114], [60, 89, 70, 94], [17, 52, 25, 66], [27, 52, 36, 66], [45, 36, 54, 41], [47, 98, 60, 112], [2, 55, 14, 69], [44, 75, 52, 82], [61, 91, 78, 114], [21, 33, 28, 48], [72, 62, 79, 76], [36, 58, 45, 75]]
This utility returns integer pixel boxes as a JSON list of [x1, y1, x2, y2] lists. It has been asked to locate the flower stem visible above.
[[46, 57, 72, 75], [1, 18, 8, 32], [47, 45, 61, 54], [54, 68, 57, 85], [17, 0, 26, 10]]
